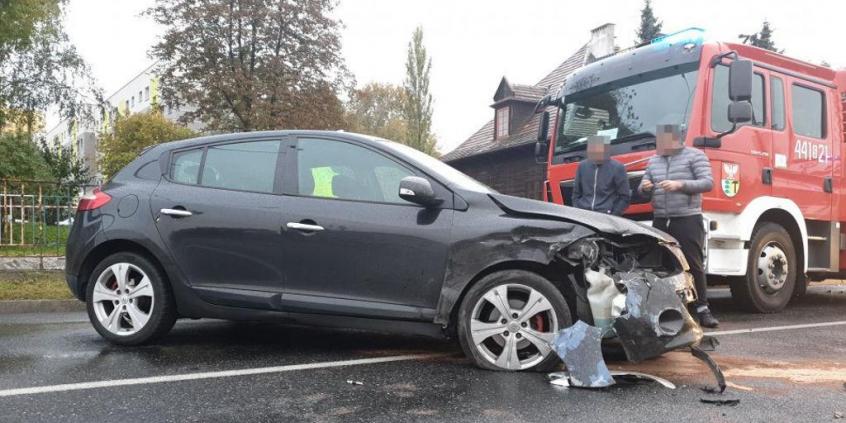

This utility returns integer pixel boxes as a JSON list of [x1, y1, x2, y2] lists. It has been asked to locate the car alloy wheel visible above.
[[469, 283, 559, 370], [91, 262, 155, 336]]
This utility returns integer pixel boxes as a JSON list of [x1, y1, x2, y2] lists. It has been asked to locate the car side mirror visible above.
[[399, 176, 442, 207], [727, 101, 752, 124], [728, 59, 753, 102]]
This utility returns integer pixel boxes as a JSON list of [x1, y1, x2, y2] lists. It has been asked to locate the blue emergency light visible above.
[[651, 28, 706, 46]]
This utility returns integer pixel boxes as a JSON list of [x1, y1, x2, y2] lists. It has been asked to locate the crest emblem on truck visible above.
[[721, 163, 740, 198]]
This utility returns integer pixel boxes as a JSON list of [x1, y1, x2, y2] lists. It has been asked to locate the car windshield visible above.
[[554, 63, 698, 160], [377, 139, 494, 193]]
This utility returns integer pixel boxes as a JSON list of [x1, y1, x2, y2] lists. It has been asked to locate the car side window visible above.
[[791, 84, 826, 139], [296, 138, 415, 204], [200, 140, 281, 193], [711, 65, 765, 132], [170, 148, 203, 184]]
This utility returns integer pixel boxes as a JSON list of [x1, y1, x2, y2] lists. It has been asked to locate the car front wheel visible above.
[[457, 270, 572, 372], [86, 252, 177, 345]]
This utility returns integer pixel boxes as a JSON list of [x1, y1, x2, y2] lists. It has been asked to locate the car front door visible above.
[[151, 137, 288, 309], [277, 136, 454, 319]]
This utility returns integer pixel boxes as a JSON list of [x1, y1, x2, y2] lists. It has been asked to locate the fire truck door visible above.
[[771, 76, 835, 271]]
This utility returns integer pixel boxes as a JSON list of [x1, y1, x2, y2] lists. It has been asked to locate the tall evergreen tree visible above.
[[403, 26, 438, 155], [635, 0, 663, 45], [739, 20, 781, 53]]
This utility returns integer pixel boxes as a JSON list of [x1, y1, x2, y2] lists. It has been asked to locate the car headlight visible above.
[[663, 271, 697, 304]]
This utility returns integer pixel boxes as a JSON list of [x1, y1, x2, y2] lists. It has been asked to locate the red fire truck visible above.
[[534, 28, 846, 313]]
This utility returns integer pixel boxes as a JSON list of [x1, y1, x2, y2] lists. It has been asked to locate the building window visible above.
[[131, 96, 135, 107], [145, 87, 150, 101], [495, 107, 510, 139], [139, 90, 143, 102], [125, 100, 129, 111]]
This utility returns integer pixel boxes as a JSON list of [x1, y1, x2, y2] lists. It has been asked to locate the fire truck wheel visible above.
[[730, 223, 796, 313]]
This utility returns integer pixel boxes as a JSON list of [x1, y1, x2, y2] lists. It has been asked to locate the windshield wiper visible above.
[[612, 132, 655, 144]]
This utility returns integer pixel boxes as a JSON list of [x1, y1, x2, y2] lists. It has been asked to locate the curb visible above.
[[0, 299, 85, 314]]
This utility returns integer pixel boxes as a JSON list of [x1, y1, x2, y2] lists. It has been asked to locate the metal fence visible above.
[[0, 180, 94, 257]]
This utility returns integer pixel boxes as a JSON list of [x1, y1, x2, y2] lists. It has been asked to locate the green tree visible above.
[[0, 134, 50, 180], [99, 112, 195, 178], [347, 82, 408, 141], [0, 0, 101, 135], [148, 0, 350, 132], [402, 27, 437, 155], [739, 20, 781, 53], [38, 139, 90, 187], [635, 0, 662, 45]]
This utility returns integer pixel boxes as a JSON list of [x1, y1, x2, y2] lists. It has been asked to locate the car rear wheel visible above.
[[730, 223, 797, 313], [457, 270, 572, 372], [86, 252, 177, 345]]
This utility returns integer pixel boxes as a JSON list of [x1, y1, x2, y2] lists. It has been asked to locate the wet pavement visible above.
[[1, 284, 845, 422]]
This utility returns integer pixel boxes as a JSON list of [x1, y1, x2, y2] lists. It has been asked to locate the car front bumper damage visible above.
[[550, 237, 723, 390]]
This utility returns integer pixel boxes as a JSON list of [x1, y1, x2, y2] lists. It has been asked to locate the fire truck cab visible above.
[[535, 28, 846, 313]]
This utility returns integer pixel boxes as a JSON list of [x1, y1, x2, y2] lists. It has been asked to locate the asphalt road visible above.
[[1, 284, 845, 422]]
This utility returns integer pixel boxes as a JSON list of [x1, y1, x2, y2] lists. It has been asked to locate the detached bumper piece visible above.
[[612, 271, 703, 363], [550, 271, 709, 389]]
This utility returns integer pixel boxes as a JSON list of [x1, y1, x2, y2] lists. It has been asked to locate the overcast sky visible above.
[[59, 0, 846, 153]]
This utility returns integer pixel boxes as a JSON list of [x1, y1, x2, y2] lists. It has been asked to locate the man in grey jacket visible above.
[[638, 125, 718, 328], [572, 136, 631, 216]]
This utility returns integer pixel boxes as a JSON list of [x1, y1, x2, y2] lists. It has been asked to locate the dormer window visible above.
[[495, 106, 510, 139]]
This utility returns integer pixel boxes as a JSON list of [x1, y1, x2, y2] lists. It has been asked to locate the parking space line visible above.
[[0, 353, 446, 398], [707, 320, 846, 336]]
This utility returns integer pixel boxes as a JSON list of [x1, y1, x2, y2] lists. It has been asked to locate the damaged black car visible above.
[[65, 130, 702, 372]]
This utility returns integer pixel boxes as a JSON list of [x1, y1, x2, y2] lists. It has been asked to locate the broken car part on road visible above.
[[548, 239, 724, 391]]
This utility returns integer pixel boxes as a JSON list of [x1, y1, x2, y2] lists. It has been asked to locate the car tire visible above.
[[86, 252, 177, 345], [730, 223, 796, 313], [457, 270, 572, 372]]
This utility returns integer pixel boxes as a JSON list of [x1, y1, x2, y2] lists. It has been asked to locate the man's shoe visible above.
[[696, 306, 719, 329]]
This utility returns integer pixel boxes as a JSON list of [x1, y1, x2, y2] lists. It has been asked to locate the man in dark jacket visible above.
[[639, 124, 718, 328], [572, 136, 630, 216]]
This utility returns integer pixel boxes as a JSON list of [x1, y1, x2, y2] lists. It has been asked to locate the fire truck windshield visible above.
[[553, 63, 698, 163]]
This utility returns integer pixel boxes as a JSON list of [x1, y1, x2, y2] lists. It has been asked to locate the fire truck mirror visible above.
[[537, 111, 550, 142], [534, 140, 549, 164], [728, 59, 753, 102], [728, 101, 753, 124]]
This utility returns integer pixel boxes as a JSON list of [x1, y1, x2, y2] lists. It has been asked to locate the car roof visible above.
[[146, 130, 383, 153]]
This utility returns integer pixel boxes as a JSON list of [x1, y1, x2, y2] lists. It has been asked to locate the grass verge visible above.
[[0, 271, 73, 300]]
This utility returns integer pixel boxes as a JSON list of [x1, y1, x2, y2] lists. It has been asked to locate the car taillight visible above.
[[77, 188, 112, 211]]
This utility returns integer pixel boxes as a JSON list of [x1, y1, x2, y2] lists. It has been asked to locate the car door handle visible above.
[[286, 222, 324, 232], [160, 208, 193, 217]]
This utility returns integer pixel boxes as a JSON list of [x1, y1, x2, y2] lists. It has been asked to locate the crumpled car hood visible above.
[[489, 193, 674, 242]]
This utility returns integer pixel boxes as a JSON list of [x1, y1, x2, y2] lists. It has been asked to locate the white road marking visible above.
[[3, 320, 846, 398], [707, 320, 846, 336], [0, 353, 445, 398]]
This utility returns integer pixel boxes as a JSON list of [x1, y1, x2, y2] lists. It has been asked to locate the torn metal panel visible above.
[[608, 371, 677, 389], [551, 321, 614, 388], [611, 271, 703, 363], [691, 345, 727, 394]]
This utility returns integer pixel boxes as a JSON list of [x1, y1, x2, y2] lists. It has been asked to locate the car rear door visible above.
[[150, 137, 289, 309], [276, 136, 454, 319]]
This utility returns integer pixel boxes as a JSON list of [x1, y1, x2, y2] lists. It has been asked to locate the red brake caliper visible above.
[[532, 314, 545, 332]]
